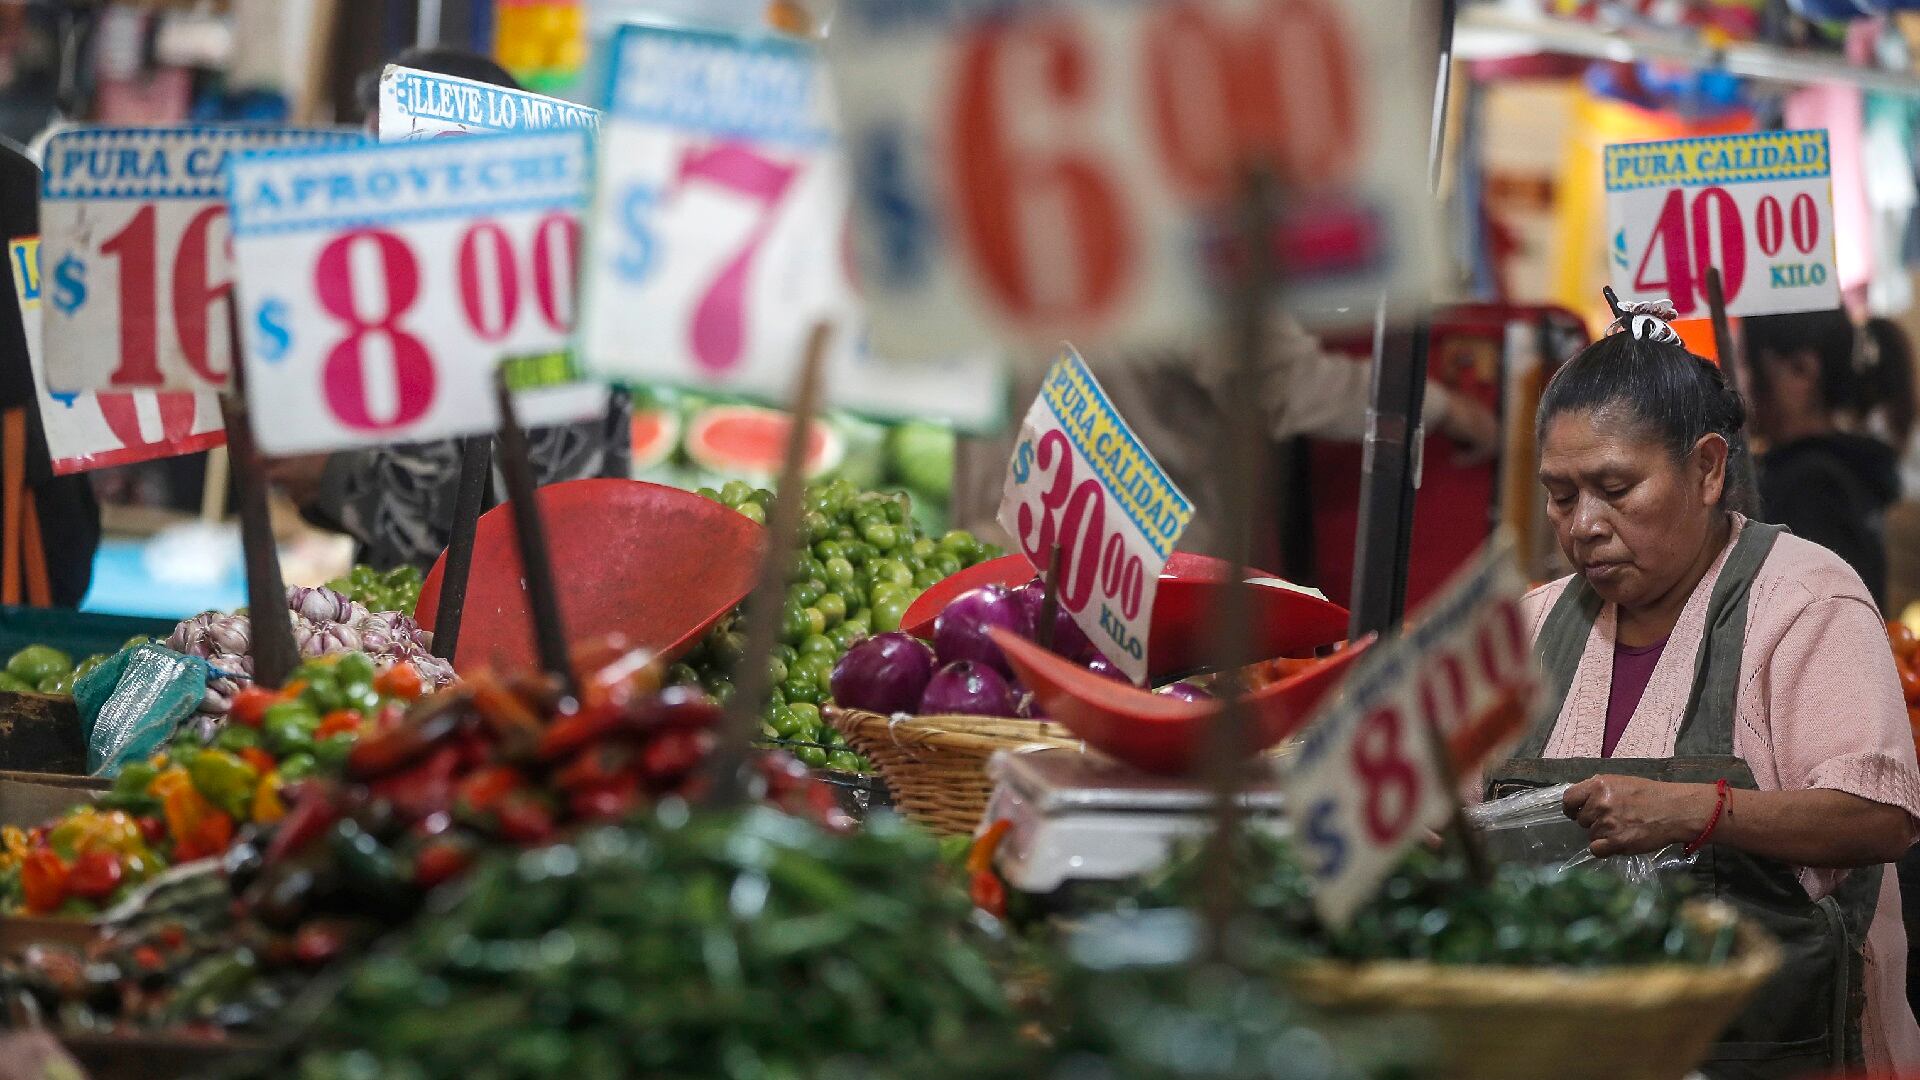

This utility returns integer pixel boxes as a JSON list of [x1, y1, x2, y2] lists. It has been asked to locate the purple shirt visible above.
[[1603, 636, 1668, 758]]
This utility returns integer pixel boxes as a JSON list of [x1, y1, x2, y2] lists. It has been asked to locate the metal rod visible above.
[[224, 304, 297, 689], [712, 323, 833, 804], [492, 371, 576, 697], [431, 434, 492, 662], [1198, 168, 1281, 960]]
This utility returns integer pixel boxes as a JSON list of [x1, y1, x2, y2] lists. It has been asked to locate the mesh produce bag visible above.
[[77, 645, 210, 777]]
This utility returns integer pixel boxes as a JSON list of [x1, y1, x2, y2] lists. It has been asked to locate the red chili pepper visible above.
[[229, 687, 280, 729], [315, 709, 362, 740], [157, 924, 187, 950], [265, 789, 344, 865], [136, 816, 166, 846], [131, 945, 165, 972], [469, 674, 546, 753], [368, 745, 461, 822], [568, 782, 642, 823], [536, 710, 623, 763], [454, 765, 524, 816], [345, 692, 472, 780], [495, 793, 556, 845], [66, 849, 124, 900], [555, 744, 637, 792], [20, 849, 69, 914], [969, 869, 1007, 919], [293, 919, 352, 967], [641, 730, 713, 783], [411, 838, 475, 889]]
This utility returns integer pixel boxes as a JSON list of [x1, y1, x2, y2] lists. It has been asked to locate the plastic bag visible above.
[[77, 644, 210, 778], [1468, 783, 1699, 885]]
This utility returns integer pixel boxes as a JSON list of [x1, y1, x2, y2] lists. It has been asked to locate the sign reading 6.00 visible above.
[[40, 126, 362, 395], [829, 0, 1441, 358], [226, 130, 606, 455], [997, 350, 1192, 685]]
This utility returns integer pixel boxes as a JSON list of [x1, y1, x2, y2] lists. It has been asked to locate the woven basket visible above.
[[1285, 906, 1779, 1080], [827, 708, 1082, 835]]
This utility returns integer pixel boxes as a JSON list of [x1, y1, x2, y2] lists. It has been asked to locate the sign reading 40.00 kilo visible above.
[[41, 125, 361, 394], [1606, 129, 1839, 318], [228, 130, 606, 456]]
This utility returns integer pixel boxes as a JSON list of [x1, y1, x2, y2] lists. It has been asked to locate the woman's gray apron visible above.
[[1487, 523, 1883, 1077]]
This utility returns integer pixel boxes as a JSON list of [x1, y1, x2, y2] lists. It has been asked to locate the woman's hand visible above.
[[1562, 775, 1715, 858]]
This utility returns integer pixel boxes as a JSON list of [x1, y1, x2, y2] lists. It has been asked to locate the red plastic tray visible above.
[[416, 479, 763, 675], [902, 551, 1350, 681], [994, 627, 1373, 775]]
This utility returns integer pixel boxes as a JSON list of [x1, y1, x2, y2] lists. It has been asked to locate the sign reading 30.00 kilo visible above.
[[828, 0, 1442, 358], [227, 130, 606, 456], [1606, 129, 1838, 318], [41, 125, 362, 394]]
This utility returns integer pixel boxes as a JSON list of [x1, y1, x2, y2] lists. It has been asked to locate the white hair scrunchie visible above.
[[1604, 295, 1684, 347]]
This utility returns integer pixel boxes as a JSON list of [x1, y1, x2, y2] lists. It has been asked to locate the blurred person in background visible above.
[[1744, 310, 1900, 609], [951, 317, 1503, 563], [264, 46, 630, 571]]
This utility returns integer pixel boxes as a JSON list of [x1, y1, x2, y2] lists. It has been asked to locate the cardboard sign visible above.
[[10, 237, 223, 473], [228, 130, 607, 456], [997, 349, 1192, 684], [377, 65, 601, 142], [1284, 537, 1537, 926], [577, 22, 1007, 431], [40, 126, 362, 395], [827, 0, 1441, 358], [1606, 129, 1839, 318]]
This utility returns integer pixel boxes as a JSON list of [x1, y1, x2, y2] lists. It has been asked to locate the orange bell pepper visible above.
[[374, 663, 423, 701], [20, 849, 69, 914], [151, 767, 235, 861], [251, 774, 287, 826], [315, 709, 362, 740]]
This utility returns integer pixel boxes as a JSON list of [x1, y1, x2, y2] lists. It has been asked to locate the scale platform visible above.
[[983, 747, 1290, 895]]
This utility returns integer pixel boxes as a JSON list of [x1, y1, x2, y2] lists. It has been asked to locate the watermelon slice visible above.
[[629, 406, 682, 474], [685, 404, 844, 484]]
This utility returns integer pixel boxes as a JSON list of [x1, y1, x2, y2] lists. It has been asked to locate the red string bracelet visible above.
[[1684, 778, 1730, 857]]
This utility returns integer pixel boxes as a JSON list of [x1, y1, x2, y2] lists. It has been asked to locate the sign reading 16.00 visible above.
[[227, 130, 606, 455], [39, 126, 361, 395]]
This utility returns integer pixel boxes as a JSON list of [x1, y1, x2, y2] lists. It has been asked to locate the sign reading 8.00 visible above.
[[829, 0, 1441, 357], [227, 130, 606, 455]]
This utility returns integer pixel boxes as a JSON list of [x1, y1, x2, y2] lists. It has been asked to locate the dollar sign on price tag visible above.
[[1284, 537, 1540, 927], [997, 349, 1192, 684]]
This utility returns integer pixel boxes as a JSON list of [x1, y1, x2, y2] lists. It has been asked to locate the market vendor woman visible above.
[[1491, 296, 1920, 1075]]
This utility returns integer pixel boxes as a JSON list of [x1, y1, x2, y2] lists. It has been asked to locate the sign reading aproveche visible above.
[[1606, 129, 1839, 319], [827, 0, 1442, 359], [10, 236, 223, 474], [577, 22, 1007, 431], [997, 349, 1191, 684], [228, 130, 606, 455], [40, 125, 362, 395], [378, 65, 602, 142]]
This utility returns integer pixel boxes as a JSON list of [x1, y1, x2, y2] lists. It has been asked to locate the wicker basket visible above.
[[827, 708, 1082, 835], [1285, 906, 1780, 1080]]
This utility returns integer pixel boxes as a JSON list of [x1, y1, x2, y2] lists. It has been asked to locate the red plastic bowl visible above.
[[993, 627, 1374, 775], [902, 551, 1350, 681], [416, 479, 763, 675]]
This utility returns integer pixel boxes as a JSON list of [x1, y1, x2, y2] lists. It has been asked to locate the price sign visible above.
[[40, 126, 362, 394], [577, 23, 1008, 431], [227, 130, 607, 456], [10, 237, 223, 473], [1285, 538, 1538, 926], [1606, 130, 1838, 318], [997, 349, 1192, 684], [378, 65, 602, 142], [828, 0, 1441, 358]]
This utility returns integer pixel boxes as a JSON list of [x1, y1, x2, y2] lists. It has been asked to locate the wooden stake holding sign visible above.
[[430, 436, 493, 662], [220, 308, 298, 690], [490, 374, 576, 698], [711, 324, 834, 805]]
